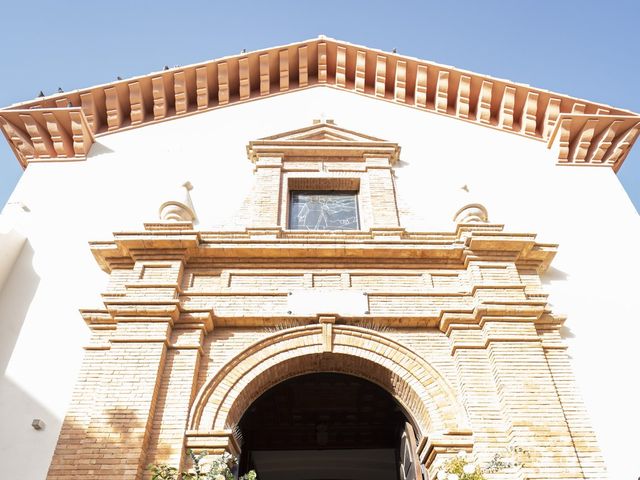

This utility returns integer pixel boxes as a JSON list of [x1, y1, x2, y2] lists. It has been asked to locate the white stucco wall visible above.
[[0, 86, 638, 478], [0, 208, 26, 292]]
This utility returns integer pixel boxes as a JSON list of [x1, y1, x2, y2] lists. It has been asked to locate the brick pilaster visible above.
[[486, 319, 584, 479], [450, 340, 512, 463], [249, 156, 283, 228], [365, 156, 400, 228], [144, 327, 205, 474]]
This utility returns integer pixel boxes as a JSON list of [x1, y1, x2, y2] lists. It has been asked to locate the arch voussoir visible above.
[[189, 325, 469, 441]]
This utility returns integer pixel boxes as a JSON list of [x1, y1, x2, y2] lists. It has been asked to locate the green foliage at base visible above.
[[434, 448, 529, 480], [148, 450, 257, 480]]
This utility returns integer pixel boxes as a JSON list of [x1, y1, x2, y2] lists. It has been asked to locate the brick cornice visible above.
[[89, 223, 557, 274], [2, 36, 637, 170]]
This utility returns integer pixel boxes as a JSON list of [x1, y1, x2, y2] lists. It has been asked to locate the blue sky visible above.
[[1, 0, 638, 211]]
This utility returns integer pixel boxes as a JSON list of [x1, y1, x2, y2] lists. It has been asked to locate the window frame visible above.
[[282, 176, 363, 232], [288, 190, 361, 231]]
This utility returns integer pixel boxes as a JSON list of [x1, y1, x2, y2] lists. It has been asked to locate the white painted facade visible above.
[[0, 86, 638, 478]]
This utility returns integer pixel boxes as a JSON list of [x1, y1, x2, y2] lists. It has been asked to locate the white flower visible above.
[[198, 458, 213, 473], [447, 474, 459, 480], [456, 449, 466, 459], [437, 470, 447, 480], [463, 463, 475, 474], [214, 475, 225, 480]]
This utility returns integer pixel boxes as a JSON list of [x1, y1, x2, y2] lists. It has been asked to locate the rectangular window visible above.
[[289, 191, 359, 230]]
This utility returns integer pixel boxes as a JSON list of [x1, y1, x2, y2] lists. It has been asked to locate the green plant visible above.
[[434, 448, 528, 480], [434, 452, 483, 480], [148, 450, 257, 480]]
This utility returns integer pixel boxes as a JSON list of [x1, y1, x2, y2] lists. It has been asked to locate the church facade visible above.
[[0, 37, 638, 479]]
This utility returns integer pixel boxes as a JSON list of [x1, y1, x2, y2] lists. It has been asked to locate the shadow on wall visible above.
[[0, 243, 46, 477], [46, 404, 174, 479], [541, 266, 569, 285], [86, 141, 115, 160], [0, 376, 59, 479], [2, 375, 178, 479], [540, 266, 576, 344], [559, 325, 575, 340], [0, 242, 40, 374]]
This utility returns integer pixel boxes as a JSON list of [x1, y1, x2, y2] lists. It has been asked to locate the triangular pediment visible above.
[[247, 121, 400, 163], [260, 121, 388, 143]]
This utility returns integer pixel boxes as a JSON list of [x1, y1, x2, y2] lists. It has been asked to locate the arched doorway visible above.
[[237, 372, 422, 480], [185, 325, 473, 477]]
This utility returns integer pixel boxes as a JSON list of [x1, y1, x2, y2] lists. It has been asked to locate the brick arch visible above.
[[188, 325, 469, 438]]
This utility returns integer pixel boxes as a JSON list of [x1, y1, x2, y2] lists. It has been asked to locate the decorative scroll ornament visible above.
[[159, 181, 197, 222], [453, 203, 489, 224], [452, 185, 489, 224]]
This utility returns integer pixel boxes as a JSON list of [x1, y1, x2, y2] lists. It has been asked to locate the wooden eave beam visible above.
[[0, 108, 94, 166], [547, 114, 640, 170], [2, 36, 638, 171], [195, 66, 210, 109]]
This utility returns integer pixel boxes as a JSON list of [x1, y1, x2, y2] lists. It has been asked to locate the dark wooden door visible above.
[[399, 422, 424, 480]]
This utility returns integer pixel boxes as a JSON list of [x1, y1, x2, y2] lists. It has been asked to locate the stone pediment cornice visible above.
[[89, 223, 557, 275], [246, 121, 401, 163], [1, 37, 637, 170]]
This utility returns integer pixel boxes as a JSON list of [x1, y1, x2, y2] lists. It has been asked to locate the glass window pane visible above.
[[289, 191, 359, 230]]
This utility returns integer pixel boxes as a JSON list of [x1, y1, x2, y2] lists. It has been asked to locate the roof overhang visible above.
[[547, 114, 640, 169], [1, 36, 638, 170]]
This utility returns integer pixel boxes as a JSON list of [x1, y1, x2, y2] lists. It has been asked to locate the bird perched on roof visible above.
[[57, 87, 64, 93], [37, 91, 45, 97], [117, 76, 123, 80], [164, 65, 169, 70], [392, 48, 397, 53], [241, 49, 246, 54]]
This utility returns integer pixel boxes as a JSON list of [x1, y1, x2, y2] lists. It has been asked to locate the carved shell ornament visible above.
[[453, 203, 489, 224], [159, 181, 197, 222]]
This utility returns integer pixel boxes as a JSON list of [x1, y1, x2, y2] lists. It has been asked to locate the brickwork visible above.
[[144, 330, 203, 472], [539, 328, 607, 479], [45, 129, 607, 479], [46, 220, 606, 479], [48, 325, 169, 480]]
